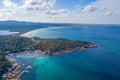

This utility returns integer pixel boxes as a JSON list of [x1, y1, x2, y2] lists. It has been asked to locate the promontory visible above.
[[0, 35, 97, 78]]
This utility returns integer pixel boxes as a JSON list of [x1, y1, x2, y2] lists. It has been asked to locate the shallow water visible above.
[[0, 30, 19, 35], [14, 24, 120, 80]]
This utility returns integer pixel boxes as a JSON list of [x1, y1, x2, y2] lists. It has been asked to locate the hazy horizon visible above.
[[0, 20, 120, 25]]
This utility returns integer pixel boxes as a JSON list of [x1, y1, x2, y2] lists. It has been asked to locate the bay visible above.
[[15, 24, 120, 80]]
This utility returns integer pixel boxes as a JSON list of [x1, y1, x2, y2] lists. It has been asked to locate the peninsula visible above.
[[0, 35, 97, 79]]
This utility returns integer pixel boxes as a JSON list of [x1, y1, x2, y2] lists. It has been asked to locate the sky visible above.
[[0, 0, 120, 24]]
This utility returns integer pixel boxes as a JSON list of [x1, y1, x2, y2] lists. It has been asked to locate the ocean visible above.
[[12, 24, 120, 80]]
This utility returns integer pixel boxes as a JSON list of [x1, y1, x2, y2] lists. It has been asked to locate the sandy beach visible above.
[[20, 29, 40, 37], [20, 27, 59, 37]]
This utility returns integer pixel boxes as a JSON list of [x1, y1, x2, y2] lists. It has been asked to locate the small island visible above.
[[0, 35, 97, 79]]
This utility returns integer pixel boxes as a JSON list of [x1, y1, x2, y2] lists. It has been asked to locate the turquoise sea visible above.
[[12, 24, 120, 80]]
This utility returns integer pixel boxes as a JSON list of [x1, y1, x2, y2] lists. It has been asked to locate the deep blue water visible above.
[[13, 24, 120, 80]]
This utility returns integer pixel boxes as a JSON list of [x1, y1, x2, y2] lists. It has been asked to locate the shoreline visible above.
[[2, 44, 97, 79], [20, 29, 40, 37], [1, 27, 97, 80], [3, 54, 32, 80], [20, 26, 60, 37]]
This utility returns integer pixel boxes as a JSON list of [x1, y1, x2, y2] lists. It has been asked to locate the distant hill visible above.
[[0, 20, 40, 26], [0, 20, 68, 34]]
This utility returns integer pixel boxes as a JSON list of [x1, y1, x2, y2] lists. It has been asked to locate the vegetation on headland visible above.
[[0, 36, 96, 54], [0, 35, 96, 78], [0, 51, 11, 78]]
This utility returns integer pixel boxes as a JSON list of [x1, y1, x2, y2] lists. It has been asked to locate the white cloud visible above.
[[0, 8, 16, 19], [104, 11, 112, 16], [0, 0, 120, 24], [3, 0, 18, 8], [45, 9, 68, 15], [82, 5, 96, 12], [0, 0, 56, 19], [2, 0, 56, 11], [21, 0, 56, 10]]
